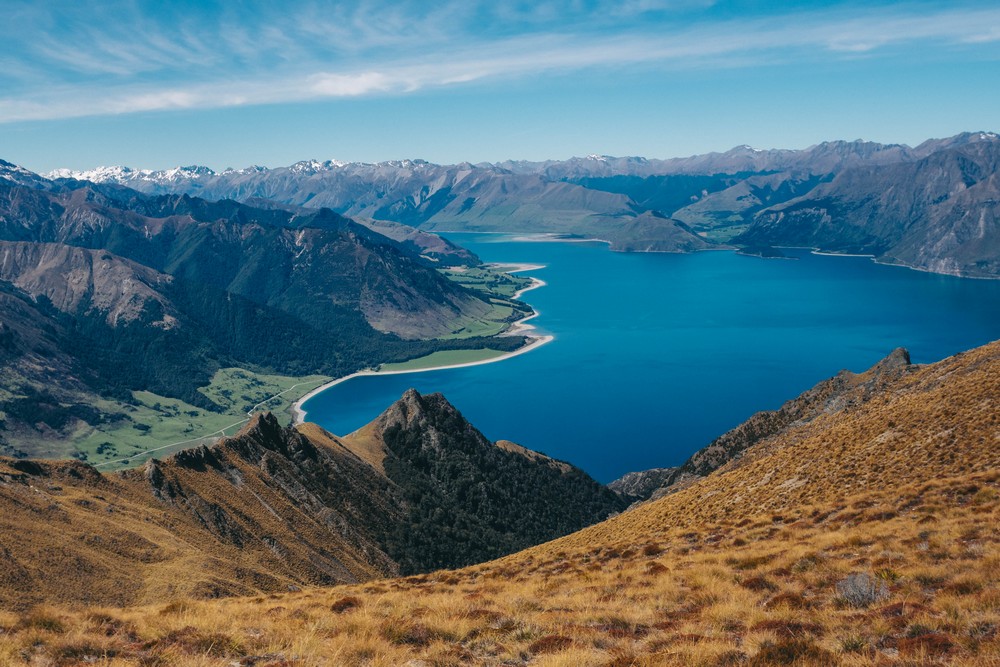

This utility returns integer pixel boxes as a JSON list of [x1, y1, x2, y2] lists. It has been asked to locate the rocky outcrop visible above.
[[0, 241, 175, 327], [607, 467, 677, 500]]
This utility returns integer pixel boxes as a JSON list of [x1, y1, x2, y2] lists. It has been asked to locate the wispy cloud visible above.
[[1, 1, 998, 123]]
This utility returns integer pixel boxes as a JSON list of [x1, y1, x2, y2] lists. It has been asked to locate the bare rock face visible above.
[[608, 467, 678, 500], [0, 241, 175, 327]]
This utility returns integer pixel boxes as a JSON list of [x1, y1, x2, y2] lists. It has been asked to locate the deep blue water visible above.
[[301, 235, 1000, 482]]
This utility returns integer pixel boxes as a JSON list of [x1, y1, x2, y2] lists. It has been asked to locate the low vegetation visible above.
[[1, 341, 996, 665], [2, 469, 994, 665], [377, 347, 515, 372], [439, 266, 535, 339], [66, 368, 329, 470], [442, 266, 533, 300]]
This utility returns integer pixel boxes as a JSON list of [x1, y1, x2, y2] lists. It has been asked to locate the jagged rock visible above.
[[608, 467, 678, 500]]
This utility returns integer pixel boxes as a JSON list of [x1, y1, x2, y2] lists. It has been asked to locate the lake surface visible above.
[[301, 235, 1000, 482]]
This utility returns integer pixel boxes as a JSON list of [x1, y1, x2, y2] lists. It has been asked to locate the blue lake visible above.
[[301, 235, 1000, 483]]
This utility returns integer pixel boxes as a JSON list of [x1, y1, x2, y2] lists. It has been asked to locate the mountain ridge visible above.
[[41, 131, 1000, 275], [738, 137, 1000, 277], [0, 176, 529, 455], [614, 347, 918, 501], [0, 390, 622, 610], [4, 340, 997, 664]]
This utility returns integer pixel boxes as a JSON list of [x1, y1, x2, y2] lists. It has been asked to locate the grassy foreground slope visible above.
[[0, 391, 620, 612], [1, 342, 998, 666]]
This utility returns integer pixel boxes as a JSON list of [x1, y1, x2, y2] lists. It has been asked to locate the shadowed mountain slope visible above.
[[0, 174, 528, 448], [0, 393, 622, 610], [341, 389, 626, 574], [16, 340, 996, 665]]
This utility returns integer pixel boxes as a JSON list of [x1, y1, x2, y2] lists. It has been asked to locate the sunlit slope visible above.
[[0, 414, 399, 610], [1, 341, 997, 665], [0, 391, 622, 613]]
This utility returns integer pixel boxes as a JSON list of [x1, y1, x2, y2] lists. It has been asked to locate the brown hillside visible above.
[[6, 341, 995, 666], [0, 414, 400, 611], [0, 391, 621, 613]]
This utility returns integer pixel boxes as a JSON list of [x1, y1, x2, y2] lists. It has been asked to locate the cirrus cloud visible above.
[[1, 1, 998, 123]]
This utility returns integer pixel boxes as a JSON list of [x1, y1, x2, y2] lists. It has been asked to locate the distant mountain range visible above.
[[47, 158, 713, 253], [46, 131, 1000, 276], [0, 171, 525, 452]]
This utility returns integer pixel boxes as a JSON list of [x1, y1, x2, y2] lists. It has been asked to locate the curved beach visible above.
[[292, 266, 551, 424]]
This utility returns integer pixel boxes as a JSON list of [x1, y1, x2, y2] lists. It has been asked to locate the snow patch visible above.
[[46, 164, 214, 183]]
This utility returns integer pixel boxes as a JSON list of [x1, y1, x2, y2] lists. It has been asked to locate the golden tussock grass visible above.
[[2, 477, 997, 665], [1, 342, 998, 665]]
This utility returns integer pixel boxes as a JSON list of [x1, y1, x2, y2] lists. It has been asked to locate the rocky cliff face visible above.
[[607, 467, 677, 500]]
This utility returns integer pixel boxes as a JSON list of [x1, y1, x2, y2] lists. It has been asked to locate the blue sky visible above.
[[2, 0, 999, 172]]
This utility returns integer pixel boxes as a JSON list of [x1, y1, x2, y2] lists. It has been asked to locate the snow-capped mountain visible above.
[[1, 158, 55, 189], [32, 131, 1000, 265], [49, 164, 217, 185]]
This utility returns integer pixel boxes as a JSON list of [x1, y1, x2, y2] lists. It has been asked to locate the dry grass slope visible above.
[[1, 342, 998, 666], [0, 415, 399, 611]]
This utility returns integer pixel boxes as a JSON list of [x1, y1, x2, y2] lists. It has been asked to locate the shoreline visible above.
[[291, 334, 554, 425], [451, 232, 993, 280], [511, 276, 547, 302], [781, 246, 998, 280], [292, 263, 552, 425]]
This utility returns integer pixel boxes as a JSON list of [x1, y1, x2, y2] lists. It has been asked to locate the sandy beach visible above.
[[292, 264, 552, 424]]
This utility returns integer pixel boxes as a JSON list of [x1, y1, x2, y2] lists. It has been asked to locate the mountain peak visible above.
[[46, 164, 215, 184], [871, 346, 912, 373], [237, 411, 285, 439], [1, 159, 52, 189], [372, 388, 459, 435]]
